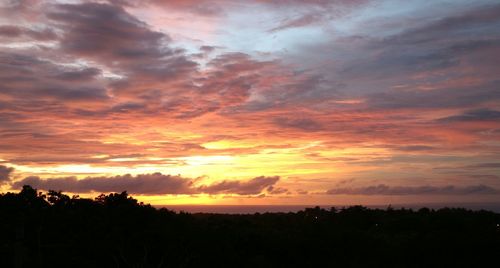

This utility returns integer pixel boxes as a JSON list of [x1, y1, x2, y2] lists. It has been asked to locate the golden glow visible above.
[[107, 157, 142, 162], [202, 140, 257, 149], [176, 155, 234, 166]]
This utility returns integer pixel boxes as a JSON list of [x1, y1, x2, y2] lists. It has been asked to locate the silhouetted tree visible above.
[[0, 185, 499, 267]]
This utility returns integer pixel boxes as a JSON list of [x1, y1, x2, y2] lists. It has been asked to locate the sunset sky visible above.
[[1, 0, 499, 206]]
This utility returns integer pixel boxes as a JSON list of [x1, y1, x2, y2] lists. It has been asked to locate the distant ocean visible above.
[[161, 203, 500, 214]]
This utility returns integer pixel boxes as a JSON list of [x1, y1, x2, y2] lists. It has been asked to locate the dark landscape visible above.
[[2, 186, 499, 267]]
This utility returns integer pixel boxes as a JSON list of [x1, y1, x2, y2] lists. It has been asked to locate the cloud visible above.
[[197, 176, 280, 195], [146, 0, 370, 18], [11, 173, 281, 196], [392, 4, 500, 45], [0, 25, 57, 40], [266, 185, 289, 195], [0, 51, 109, 102], [54, 67, 102, 81], [266, 0, 371, 32], [437, 109, 500, 123], [366, 82, 500, 110], [361, 4, 500, 77], [326, 184, 500, 196], [199, 45, 218, 53], [0, 165, 14, 183], [334, 3, 500, 112], [47, 2, 196, 81], [164, 52, 286, 118], [0, 0, 41, 20], [147, 0, 226, 16], [273, 117, 323, 132], [269, 13, 323, 32], [48, 3, 165, 60], [13, 173, 195, 195], [0, 25, 22, 37], [393, 145, 436, 152], [464, 163, 500, 169]]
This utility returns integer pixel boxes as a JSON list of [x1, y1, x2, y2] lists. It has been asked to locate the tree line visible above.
[[1, 185, 499, 267]]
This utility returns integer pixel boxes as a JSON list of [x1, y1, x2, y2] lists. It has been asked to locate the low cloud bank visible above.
[[10, 170, 283, 196], [326, 184, 499, 195]]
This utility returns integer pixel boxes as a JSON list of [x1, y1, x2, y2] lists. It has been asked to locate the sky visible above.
[[0, 0, 499, 206]]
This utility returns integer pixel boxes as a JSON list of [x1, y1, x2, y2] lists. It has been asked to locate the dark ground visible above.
[[1, 185, 499, 267]]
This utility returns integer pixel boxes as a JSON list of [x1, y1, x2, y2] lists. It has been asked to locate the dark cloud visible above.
[[199, 45, 218, 53], [338, 4, 500, 85], [437, 109, 500, 123], [266, 0, 371, 32], [270, 13, 323, 32], [73, 102, 149, 117], [0, 165, 14, 183], [38, 85, 109, 101], [464, 163, 500, 169], [273, 117, 323, 132], [48, 2, 197, 81], [53, 67, 102, 81], [234, 73, 338, 113], [326, 184, 500, 195], [0, 25, 22, 37], [147, 0, 225, 16], [13, 173, 195, 195], [198, 176, 280, 195], [392, 4, 500, 45], [366, 81, 500, 109], [0, 51, 108, 102], [11, 173, 281, 196], [48, 3, 165, 60], [109, 102, 147, 113], [393, 145, 436, 152], [341, 39, 489, 80], [266, 185, 289, 195], [0, 25, 57, 40]]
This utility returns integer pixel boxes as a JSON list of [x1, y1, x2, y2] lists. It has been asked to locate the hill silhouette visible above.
[[1, 185, 499, 267]]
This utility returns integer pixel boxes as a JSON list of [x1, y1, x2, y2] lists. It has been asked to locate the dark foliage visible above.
[[1, 185, 499, 267]]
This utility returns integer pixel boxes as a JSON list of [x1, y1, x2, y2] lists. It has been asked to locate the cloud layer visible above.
[[1, 0, 499, 202]]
